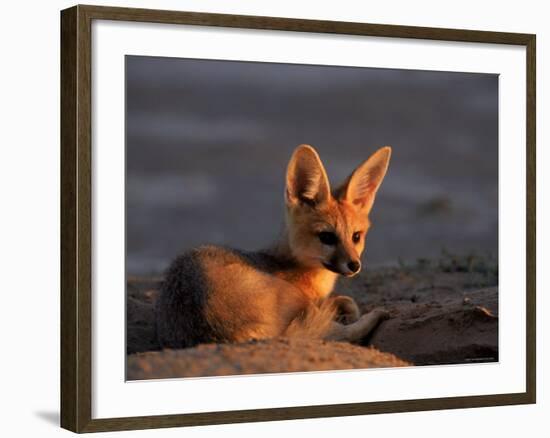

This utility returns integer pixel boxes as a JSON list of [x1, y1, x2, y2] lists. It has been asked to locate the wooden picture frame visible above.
[[60, 4, 536, 433]]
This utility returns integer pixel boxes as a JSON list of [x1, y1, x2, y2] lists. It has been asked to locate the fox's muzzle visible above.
[[323, 258, 361, 277]]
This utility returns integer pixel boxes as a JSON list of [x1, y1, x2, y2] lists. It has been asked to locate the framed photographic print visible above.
[[60, 4, 536, 433]]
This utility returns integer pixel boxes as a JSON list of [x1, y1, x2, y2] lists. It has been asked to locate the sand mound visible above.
[[127, 338, 409, 380]]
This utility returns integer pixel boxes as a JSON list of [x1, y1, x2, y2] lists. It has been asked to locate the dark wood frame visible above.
[[61, 4, 536, 433]]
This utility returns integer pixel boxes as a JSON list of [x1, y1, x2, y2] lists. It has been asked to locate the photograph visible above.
[[125, 55, 499, 380], [55, 3, 537, 432]]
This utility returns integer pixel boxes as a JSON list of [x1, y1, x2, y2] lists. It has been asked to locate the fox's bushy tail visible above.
[[283, 300, 337, 339]]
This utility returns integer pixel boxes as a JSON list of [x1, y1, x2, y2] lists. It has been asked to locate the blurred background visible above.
[[126, 55, 498, 276]]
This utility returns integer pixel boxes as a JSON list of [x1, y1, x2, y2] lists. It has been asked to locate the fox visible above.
[[155, 144, 392, 349]]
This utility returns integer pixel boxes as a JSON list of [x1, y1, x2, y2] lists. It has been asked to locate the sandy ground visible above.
[[127, 253, 497, 380]]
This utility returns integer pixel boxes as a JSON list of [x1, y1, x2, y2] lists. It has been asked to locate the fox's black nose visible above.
[[347, 261, 361, 273]]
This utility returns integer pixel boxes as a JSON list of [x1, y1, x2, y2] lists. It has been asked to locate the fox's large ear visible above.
[[336, 146, 391, 214], [286, 144, 331, 207]]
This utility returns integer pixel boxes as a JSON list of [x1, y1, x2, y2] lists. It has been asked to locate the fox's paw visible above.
[[369, 307, 390, 321], [331, 295, 361, 325]]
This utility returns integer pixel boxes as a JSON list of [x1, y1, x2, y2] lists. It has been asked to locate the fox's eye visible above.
[[352, 232, 361, 244], [318, 231, 338, 246]]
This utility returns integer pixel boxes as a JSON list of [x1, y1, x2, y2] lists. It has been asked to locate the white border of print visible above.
[[92, 19, 526, 419]]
